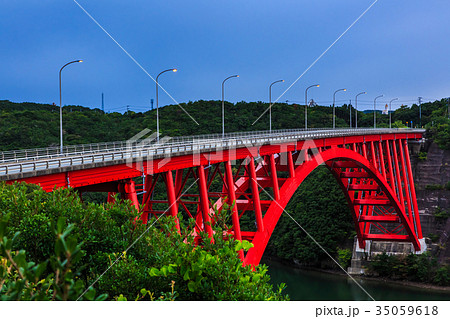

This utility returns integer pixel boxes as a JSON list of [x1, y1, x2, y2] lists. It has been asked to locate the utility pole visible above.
[[126, 105, 130, 115], [102, 93, 104, 113], [151, 99, 154, 110], [418, 96, 423, 127]]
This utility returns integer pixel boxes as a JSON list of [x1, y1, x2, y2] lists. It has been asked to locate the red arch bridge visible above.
[[0, 128, 426, 266]]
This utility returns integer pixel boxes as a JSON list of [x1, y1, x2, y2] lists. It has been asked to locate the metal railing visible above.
[[0, 128, 424, 177]]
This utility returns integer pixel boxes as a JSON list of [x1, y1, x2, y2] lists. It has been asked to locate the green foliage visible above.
[[0, 214, 106, 300], [0, 182, 287, 301], [417, 151, 428, 161], [427, 233, 440, 243], [433, 207, 450, 221], [425, 184, 445, 190], [391, 120, 407, 128], [337, 248, 352, 269], [266, 166, 353, 266], [368, 252, 449, 286]]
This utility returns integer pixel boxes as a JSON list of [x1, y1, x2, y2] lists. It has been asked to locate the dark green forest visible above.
[[1, 98, 449, 151], [1, 98, 449, 299]]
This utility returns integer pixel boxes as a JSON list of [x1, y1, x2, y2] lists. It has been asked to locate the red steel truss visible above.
[[8, 132, 424, 266]]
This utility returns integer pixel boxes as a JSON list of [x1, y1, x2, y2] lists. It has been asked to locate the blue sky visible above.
[[1, 0, 449, 113]]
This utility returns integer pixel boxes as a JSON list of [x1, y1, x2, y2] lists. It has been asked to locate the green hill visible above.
[[1, 98, 448, 151]]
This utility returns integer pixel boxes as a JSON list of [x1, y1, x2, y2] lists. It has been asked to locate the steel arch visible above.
[[243, 146, 420, 266]]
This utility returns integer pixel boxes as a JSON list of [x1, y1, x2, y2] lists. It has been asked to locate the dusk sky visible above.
[[1, 0, 449, 113]]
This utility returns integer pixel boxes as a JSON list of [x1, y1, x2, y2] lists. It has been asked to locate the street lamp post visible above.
[[374, 95, 383, 128], [305, 84, 319, 130], [269, 80, 284, 133], [222, 75, 239, 137], [355, 92, 366, 129], [156, 68, 177, 141], [389, 98, 398, 128], [59, 59, 83, 154], [333, 88, 346, 129]]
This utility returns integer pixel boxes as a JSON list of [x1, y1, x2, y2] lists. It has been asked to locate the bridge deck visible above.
[[0, 128, 424, 181]]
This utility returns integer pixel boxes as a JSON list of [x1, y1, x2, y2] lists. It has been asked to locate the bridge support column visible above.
[[249, 157, 264, 233], [269, 154, 280, 201], [120, 180, 139, 211], [398, 139, 413, 226], [403, 139, 423, 239], [225, 161, 244, 261], [165, 170, 181, 232], [198, 165, 214, 239]]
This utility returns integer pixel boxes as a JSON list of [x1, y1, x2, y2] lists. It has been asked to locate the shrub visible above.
[[425, 184, 444, 190], [433, 207, 450, 221], [417, 151, 428, 161], [337, 248, 352, 269], [0, 182, 287, 301]]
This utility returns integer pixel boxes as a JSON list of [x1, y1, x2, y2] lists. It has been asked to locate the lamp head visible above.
[[78, 60, 83, 63], [343, 89, 347, 92], [172, 68, 178, 72], [236, 75, 240, 77], [316, 84, 320, 87]]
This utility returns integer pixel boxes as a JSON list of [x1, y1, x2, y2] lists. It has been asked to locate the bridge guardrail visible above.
[[0, 128, 323, 163], [0, 128, 424, 177]]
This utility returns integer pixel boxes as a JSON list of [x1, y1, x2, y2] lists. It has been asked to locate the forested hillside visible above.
[[1, 98, 448, 151]]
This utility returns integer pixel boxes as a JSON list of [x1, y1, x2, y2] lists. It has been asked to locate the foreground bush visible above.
[[0, 182, 287, 300]]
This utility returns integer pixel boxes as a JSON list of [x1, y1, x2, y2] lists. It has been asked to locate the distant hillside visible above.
[[0, 98, 448, 151]]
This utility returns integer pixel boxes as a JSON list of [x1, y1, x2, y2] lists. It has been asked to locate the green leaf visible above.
[[187, 281, 196, 292], [149, 267, 160, 277], [56, 217, 66, 234]]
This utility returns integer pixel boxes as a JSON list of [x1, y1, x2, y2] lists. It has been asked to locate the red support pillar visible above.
[[378, 141, 387, 180], [165, 170, 181, 232], [225, 161, 244, 261], [287, 151, 295, 178], [398, 139, 413, 225], [385, 141, 397, 196], [122, 180, 139, 211], [197, 165, 214, 239], [175, 169, 184, 196], [403, 139, 423, 238], [249, 157, 264, 233], [269, 154, 280, 201], [370, 141, 378, 170], [392, 140, 405, 208]]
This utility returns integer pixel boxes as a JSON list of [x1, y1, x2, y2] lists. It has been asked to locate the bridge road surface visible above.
[[0, 128, 424, 181]]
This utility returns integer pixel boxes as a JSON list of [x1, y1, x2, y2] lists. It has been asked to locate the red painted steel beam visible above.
[[364, 234, 410, 242], [354, 199, 392, 206], [348, 184, 380, 191], [385, 140, 397, 196], [249, 157, 264, 233], [164, 170, 181, 232], [358, 215, 401, 222], [269, 154, 280, 201], [244, 146, 421, 266], [391, 140, 405, 210], [197, 165, 214, 239], [403, 139, 423, 238], [340, 171, 370, 178], [225, 161, 244, 261], [398, 139, 413, 226]]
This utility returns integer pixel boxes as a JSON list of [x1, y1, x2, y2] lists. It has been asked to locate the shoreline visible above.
[[262, 255, 450, 294]]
